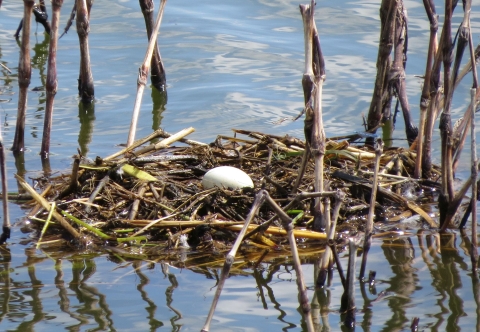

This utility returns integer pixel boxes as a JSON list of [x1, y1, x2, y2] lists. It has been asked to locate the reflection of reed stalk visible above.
[[41, 0, 64, 159], [0, 125, 10, 244], [201, 190, 314, 332], [12, 0, 34, 153]]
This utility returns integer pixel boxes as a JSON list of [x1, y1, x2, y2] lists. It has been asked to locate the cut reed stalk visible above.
[[41, 0, 63, 159], [76, 0, 94, 103], [127, 0, 167, 147], [12, 0, 34, 153]]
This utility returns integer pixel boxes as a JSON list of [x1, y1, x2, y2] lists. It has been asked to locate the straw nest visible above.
[[16, 127, 441, 265]]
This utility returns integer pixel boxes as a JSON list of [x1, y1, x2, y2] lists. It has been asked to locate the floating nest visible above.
[[17, 127, 441, 265]]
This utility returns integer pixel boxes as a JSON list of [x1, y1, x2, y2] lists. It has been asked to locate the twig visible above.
[[359, 138, 383, 280]]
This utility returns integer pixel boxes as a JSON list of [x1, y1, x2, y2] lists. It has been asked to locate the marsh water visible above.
[[1, 0, 480, 331]]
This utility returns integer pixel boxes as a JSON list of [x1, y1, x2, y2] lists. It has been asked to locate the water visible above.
[[1, 0, 480, 331]]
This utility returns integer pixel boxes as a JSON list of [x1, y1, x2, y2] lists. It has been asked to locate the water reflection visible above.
[[78, 101, 95, 156], [0, 231, 478, 330]]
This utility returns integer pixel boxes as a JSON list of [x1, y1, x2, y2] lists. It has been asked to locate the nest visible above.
[[17, 127, 441, 265]]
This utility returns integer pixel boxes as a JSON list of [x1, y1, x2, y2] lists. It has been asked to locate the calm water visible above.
[[1, 0, 480, 331]]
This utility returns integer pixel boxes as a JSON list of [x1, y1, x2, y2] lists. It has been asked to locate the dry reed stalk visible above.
[[359, 138, 383, 280], [391, 1, 418, 145], [415, 0, 438, 179], [40, 0, 63, 159], [438, 0, 454, 229], [127, 0, 167, 147], [299, 0, 327, 231], [76, 0, 94, 103], [12, 0, 34, 153], [0, 125, 10, 244], [366, 0, 396, 135], [139, 0, 167, 91]]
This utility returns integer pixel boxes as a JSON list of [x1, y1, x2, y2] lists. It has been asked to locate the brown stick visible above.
[[76, 0, 94, 103], [139, 0, 167, 91], [40, 0, 63, 159], [127, 0, 167, 147], [12, 0, 34, 153]]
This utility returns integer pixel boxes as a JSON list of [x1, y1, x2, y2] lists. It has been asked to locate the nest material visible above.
[[19, 128, 441, 263]]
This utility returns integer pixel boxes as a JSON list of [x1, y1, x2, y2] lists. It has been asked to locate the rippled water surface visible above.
[[2, 0, 480, 331]]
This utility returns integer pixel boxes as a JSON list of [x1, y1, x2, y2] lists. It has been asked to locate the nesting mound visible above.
[[20, 128, 440, 263]]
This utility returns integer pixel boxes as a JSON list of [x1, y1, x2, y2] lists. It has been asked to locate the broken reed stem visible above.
[[103, 128, 167, 161], [0, 126, 10, 244], [76, 0, 94, 103], [470, 87, 478, 269], [12, 0, 34, 153], [40, 0, 63, 159], [359, 138, 383, 280], [131, 127, 195, 157], [139, 0, 167, 91], [415, 0, 438, 179], [127, 0, 167, 147], [201, 190, 267, 332]]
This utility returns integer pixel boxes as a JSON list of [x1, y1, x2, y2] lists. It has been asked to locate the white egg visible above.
[[202, 166, 254, 190]]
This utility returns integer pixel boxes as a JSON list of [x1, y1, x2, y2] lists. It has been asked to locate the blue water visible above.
[[1, 0, 480, 331]]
